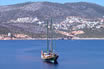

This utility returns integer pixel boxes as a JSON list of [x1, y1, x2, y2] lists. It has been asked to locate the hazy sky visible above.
[[0, 0, 104, 6]]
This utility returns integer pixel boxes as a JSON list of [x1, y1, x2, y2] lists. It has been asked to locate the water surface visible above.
[[0, 40, 104, 69]]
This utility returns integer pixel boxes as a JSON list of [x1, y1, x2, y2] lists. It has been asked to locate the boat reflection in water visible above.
[[42, 59, 59, 69], [43, 60, 58, 64]]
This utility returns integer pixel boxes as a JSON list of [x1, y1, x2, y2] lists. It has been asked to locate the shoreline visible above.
[[1, 38, 104, 40], [73, 38, 104, 40]]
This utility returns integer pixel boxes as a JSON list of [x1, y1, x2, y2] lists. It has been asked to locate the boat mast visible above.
[[46, 19, 53, 52], [47, 20, 49, 52], [50, 19, 53, 52]]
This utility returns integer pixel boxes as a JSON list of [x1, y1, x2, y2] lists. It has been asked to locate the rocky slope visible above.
[[0, 2, 104, 23], [0, 2, 104, 38]]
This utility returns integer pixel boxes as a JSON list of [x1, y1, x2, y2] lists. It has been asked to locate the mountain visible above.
[[0, 2, 104, 23], [0, 2, 104, 38]]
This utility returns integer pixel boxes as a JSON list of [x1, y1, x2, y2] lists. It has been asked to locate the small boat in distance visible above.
[[41, 19, 59, 63]]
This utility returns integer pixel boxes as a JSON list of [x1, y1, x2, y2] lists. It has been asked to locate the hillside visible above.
[[0, 2, 104, 22], [0, 2, 104, 38]]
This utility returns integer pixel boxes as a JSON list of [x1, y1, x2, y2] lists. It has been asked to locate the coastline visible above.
[[1, 38, 104, 40], [73, 38, 104, 40]]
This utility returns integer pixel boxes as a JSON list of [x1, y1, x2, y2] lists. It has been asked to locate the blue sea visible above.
[[0, 40, 104, 69]]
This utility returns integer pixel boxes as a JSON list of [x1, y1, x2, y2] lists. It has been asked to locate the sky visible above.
[[0, 0, 104, 6]]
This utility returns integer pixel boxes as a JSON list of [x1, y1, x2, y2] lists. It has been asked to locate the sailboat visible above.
[[41, 19, 59, 63]]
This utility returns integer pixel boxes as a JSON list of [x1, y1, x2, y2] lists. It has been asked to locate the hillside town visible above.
[[37, 16, 104, 39], [53, 16, 104, 31], [0, 16, 104, 40]]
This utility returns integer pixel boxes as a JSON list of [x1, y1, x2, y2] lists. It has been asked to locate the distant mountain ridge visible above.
[[0, 2, 104, 23]]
